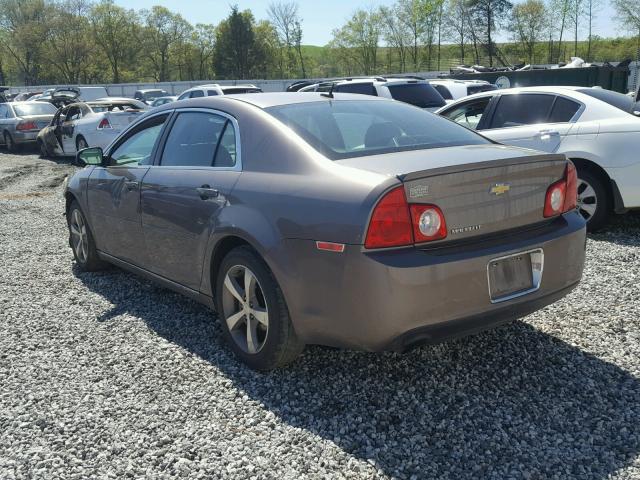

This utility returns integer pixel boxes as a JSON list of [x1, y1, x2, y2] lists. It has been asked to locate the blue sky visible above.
[[115, 0, 620, 46]]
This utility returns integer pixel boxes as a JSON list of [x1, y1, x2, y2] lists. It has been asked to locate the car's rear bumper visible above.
[[13, 131, 39, 144], [275, 211, 586, 351]]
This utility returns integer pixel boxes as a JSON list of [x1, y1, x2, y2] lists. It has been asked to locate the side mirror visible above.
[[76, 146, 104, 166]]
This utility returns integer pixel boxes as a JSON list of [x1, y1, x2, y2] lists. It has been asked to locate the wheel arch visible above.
[[208, 235, 261, 300], [568, 157, 619, 213]]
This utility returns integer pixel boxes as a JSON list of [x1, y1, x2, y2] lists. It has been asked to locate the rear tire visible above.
[[67, 201, 108, 272], [215, 246, 304, 370], [576, 168, 609, 232], [4, 132, 18, 153]]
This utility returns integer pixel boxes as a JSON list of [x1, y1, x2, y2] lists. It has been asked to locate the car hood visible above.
[[334, 144, 543, 178]]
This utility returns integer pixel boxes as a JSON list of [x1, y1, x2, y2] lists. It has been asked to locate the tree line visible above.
[[0, 0, 639, 87]]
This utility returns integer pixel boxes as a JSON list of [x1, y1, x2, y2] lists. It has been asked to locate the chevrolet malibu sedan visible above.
[[64, 93, 586, 370]]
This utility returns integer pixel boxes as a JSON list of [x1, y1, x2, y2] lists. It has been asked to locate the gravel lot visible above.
[[1, 149, 639, 480]]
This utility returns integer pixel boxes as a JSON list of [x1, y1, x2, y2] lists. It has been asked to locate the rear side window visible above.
[[334, 83, 377, 96], [548, 97, 581, 123], [432, 84, 453, 100], [190, 90, 205, 98], [207, 90, 219, 96], [489, 94, 554, 128], [387, 83, 446, 108], [161, 112, 230, 167]]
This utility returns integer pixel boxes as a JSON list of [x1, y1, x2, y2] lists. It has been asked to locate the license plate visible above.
[[488, 250, 543, 302]]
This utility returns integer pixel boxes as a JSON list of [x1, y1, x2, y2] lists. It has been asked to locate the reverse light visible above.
[[16, 121, 37, 131], [364, 186, 447, 249], [97, 118, 112, 129]]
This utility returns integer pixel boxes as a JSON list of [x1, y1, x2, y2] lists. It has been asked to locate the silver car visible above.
[[0, 101, 58, 152], [64, 93, 586, 370]]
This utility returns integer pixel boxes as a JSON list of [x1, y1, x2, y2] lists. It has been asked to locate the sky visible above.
[[114, 0, 621, 46]]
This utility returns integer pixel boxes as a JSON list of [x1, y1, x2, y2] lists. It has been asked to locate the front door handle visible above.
[[537, 129, 560, 139], [124, 181, 139, 191], [196, 185, 219, 200]]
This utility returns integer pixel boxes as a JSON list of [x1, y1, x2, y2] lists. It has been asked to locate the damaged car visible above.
[[37, 99, 146, 158]]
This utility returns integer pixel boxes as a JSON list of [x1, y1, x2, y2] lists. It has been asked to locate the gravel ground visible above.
[[1, 149, 639, 480]]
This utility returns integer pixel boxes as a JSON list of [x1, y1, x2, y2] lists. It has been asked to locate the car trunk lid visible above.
[[337, 145, 568, 243]]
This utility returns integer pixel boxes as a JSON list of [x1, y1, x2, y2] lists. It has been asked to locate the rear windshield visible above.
[[143, 90, 168, 100], [223, 88, 262, 94], [89, 103, 144, 112], [266, 99, 489, 160], [13, 103, 57, 116], [387, 83, 446, 108], [576, 88, 639, 115]]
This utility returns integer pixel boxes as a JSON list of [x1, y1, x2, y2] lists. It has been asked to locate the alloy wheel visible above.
[[577, 178, 598, 222], [69, 209, 89, 263], [221, 265, 269, 354]]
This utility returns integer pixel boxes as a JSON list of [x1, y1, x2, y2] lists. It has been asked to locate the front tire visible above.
[[76, 136, 88, 151], [215, 246, 304, 370], [576, 168, 609, 232], [67, 201, 108, 272]]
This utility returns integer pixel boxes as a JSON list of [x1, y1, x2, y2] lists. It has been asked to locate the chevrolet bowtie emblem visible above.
[[490, 183, 511, 195]]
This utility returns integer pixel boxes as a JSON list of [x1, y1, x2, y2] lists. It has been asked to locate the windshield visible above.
[[13, 103, 57, 116], [387, 83, 446, 108], [266, 100, 489, 160], [576, 88, 640, 115]]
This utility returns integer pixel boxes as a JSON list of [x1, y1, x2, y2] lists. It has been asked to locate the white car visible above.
[[37, 99, 147, 157], [299, 76, 447, 111], [436, 86, 640, 230], [428, 79, 497, 101], [176, 84, 262, 100]]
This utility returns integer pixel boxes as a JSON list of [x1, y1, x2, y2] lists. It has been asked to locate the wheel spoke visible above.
[[244, 270, 256, 301], [246, 318, 259, 354], [579, 185, 596, 202], [251, 307, 269, 327], [225, 310, 245, 331], [70, 224, 80, 236], [580, 203, 597, 216], [224, 274, 245, 303]]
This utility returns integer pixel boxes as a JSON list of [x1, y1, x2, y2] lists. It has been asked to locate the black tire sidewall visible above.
[[67, 202, 105, 271], [76, 136, 88, 151], [577, 168, 609, 232], [4, 132, 16, 152], [215, 247, 295, 370]]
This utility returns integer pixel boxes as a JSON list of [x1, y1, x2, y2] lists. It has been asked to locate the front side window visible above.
[[388, 83, 446, 108], [190, 90, 205, 98], [161, 112, 233, 167], [267, 100, 490, 160], [177, 92, 190, 101], [207, 90, 219, 96], [489, 94, 555, 129], [109, 115, 168, 166], [440, 97, 492, 130]]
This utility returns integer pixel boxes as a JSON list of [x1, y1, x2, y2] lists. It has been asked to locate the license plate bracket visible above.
[[487, 249, 543, 303]]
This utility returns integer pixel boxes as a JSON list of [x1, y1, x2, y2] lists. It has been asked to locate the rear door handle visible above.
[[196, 185, 219, 200], [124, 181, 139, 191]]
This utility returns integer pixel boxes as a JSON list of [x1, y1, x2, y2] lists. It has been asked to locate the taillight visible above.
[[364, 187, 447, 249], [410, 205, 447, 242], [544, 162, 577, 217], [16, 121, 37, 131], [97, 118, 112, 129], [364, 186, 413, 249]]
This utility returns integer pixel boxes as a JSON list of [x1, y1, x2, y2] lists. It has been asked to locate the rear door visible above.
[[141, 108, 241, 290], [480, 93, 580, 152], [86, 113, 170, 265], [61, 105, 82, 152]]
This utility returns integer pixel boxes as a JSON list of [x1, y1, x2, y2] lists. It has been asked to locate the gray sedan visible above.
[[64, 93, 586, 370], [0, 101, 58, 151]]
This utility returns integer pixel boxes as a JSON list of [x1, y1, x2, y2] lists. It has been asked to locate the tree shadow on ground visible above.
[[76, 265, 640, 479]]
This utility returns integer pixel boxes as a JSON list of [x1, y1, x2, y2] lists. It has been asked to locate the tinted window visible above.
[[266, 100, 489, 160], [489, 94, 554, 129], [334, 83, 376, 96], [207, 90, 219, 96], [12, 103, 57, 116], [548, 97, 581, 123], [467, 84, 498, 95], [161, 112, 228, 167], [432, 84, 453, 100], [441, 97, 492, 130], [388, 83, 446, 108], [110, 115, 167, 166], [222, 87, 261, 94], [177, 92, 190, 101], [576, 88, 637, 114], [214, 122, 237, 167], [190, 90, 205, 98]]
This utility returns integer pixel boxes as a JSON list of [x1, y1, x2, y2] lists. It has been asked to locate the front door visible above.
[[61, 105, 82, 153], [141, 110, 241, 290], [86, 114, 170, 266]]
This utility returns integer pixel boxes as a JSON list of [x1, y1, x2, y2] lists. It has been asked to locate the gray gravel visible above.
[[1, 149, 639, 480]]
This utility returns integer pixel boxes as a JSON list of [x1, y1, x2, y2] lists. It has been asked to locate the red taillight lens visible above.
[[364, 187, 448, 249], [410, 204, 447, 242], [544, 162, 577, 217], [364, 186, 413, 249], [97, 118, 112, 129], [16, 121, 37, 131], [564, 161, 577, 212]]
